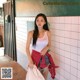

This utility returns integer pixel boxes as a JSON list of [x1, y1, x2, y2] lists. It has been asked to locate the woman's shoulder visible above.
[[45, 30, 51, 39], [28, 30, 34, 37], [45, 30, 51, 35], [28, 30, 34, 34]]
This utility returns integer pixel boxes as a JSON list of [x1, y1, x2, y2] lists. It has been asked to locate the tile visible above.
[[54, 17, 60, 23], [54, 48, 60, 54], [71, 74, 77, 80], [64, 71, 71, 79], [78, 55, 80, 62], [54, 78, 58, 80], [71, 17, 79, 24], [47, 17, 51, 22], [54, 24, 61, 30], [65, 24, 71, 31], [60, 55, 65, 63], [71, 66, 77, 76], [70, 46, 78, 54], [64, 17, 72, 24], [79, 26, 80, 32], [78, 33, 80, 40], [79, 16, 80, 24], [70, 39, 78, 47], [58, 24, 65, 30], [59, 17, 65, 23], [78, 41, 80, 47], [78, 78, 80, 80], [55, 73, 60, 80], [60, 50, 65, 56], [65, 51, 70, 58], [54, 35, 57, 42], [64, 38, 71, 45], [54, 36, 60, 42], [71, 53, 78, 61], [55, 42, 60, 48], [64, 31, 71, 38], [65, 57, 70, 65], [65, 64, 71, 73], [78, 48, 80, 55], [71, 60, 77, 68], [59, 31, 65, 37], [59, 62, 65, 69], [60, 68, 65, 76], [78, 70, 80, 78], [78, 62, 80, 70], [55, 30, 61, 36], [60, 75, 65, 80], [60, 43, 65, 50], [60, 37, 65, 43], [70, 32, 78, 40], [71, 24, 78, 32], [64, 45, 70, 52]]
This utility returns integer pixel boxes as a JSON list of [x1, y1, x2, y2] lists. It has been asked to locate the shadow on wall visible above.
[[49, 50, 60, 67], [17, 50, 28, 71]]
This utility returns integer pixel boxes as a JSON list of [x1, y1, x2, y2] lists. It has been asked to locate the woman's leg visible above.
[[38, 67, 49, 80], [42, 67, 49, 80]]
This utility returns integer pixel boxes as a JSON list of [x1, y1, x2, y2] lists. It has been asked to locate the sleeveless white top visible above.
[[31, 31, 48, 52]]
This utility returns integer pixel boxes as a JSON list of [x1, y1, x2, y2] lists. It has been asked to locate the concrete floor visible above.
[[0, 55, 12, 63], [0, 56, 26, 80], [0, 47, 13, 63]]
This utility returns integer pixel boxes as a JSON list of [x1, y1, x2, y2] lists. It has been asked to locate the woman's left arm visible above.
[[41, 31, 51, 56]]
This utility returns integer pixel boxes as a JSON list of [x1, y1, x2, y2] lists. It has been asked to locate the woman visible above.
[[26, 13, 55, 80]]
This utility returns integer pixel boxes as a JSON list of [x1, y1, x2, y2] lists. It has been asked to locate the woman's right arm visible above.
[[26, 31, 33, 67]]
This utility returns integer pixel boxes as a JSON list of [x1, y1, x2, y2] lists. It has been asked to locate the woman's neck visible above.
[[38, 29, 44, 33]]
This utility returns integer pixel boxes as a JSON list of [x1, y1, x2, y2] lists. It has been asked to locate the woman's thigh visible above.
[[38, 67, 49, 80]]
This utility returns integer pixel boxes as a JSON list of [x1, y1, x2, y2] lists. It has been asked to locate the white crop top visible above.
[[31, 31, 48, 52]]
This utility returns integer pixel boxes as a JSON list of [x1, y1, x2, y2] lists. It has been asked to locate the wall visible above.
[[15, 17, 35, 70], [16, 0, 80, 17], [15, 16, 80, 80], [49, 16, 80, 80]]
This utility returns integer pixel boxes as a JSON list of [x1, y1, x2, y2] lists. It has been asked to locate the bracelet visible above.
[[47, 49, 50, 52]]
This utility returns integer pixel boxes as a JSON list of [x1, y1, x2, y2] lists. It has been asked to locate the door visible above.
[[3, 1, 17, 61]]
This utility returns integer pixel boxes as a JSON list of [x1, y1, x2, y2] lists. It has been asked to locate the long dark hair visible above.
[[33, 13, 49, 46]]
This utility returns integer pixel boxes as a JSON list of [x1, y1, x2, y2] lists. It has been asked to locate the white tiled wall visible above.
[[48, 16, 80, 80], [15, 17, 35, 70], [15, 16, 80, 80]]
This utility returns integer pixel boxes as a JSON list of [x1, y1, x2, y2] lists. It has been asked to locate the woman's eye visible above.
[[36, 19, 44, 22]]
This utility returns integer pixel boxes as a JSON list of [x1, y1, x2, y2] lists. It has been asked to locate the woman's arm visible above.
[[41, 31, 51, 55], [26, 31, 33, 65]]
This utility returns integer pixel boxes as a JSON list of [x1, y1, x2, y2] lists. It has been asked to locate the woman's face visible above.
[[36, 16, 46, 29]]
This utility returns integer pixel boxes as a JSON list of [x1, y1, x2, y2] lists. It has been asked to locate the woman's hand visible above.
[[28, 61, 34, 68], [41, 48, 47, 56]]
